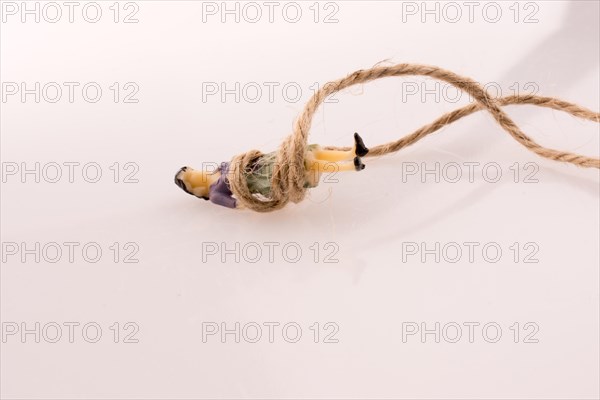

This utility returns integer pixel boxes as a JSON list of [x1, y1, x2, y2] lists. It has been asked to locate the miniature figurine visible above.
[[174, 133, 369, 209]]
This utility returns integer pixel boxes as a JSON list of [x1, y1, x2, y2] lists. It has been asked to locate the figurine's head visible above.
[[174, 166, 209, 200]]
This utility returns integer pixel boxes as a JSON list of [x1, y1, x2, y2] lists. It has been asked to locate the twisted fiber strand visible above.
[[228, 64, 600, 213], [326, 94, 600, 160]]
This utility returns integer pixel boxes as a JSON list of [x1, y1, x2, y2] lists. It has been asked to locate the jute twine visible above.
[[228, 63, 600, 213]]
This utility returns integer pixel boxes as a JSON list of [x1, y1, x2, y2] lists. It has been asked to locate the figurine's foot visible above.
[[354, 156, 366, 171], [354, 132, 369, 157]]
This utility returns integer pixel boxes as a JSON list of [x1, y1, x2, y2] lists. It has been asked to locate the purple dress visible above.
[[209, 162, 237, 209]]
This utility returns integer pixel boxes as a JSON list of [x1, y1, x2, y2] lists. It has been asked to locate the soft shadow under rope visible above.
[[225, 63, 599, 213]]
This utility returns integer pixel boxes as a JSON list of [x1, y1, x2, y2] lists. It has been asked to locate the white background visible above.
[[1, 1, 599, 399]]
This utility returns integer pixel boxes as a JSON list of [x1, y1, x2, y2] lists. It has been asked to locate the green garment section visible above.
[[245, 145, 320, 197]]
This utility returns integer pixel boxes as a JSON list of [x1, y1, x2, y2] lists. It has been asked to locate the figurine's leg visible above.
[[309, 158, 365, 173], [313, 148, 355, 162], [313, 133, 369, 162]]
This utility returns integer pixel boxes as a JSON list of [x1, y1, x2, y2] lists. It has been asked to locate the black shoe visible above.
[[354, 132, 369, 157], [354, 156, 366, 171]]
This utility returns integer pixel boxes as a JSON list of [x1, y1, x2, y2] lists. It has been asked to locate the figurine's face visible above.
[[174, 166, 210, 200]]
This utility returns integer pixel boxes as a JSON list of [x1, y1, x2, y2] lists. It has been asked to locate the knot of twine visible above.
[[228, 63, 600, 213]]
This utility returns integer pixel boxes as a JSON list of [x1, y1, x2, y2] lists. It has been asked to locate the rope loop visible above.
[[228, 64, 600, 212]]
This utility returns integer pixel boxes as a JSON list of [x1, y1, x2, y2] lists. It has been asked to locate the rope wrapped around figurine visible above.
[[227, 63, 600, 213]]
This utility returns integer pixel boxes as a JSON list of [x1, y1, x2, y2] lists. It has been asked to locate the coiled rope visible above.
[[228, 63, 600, 213]]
